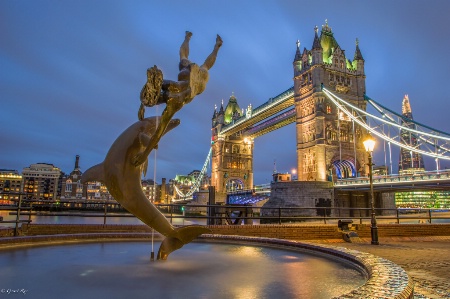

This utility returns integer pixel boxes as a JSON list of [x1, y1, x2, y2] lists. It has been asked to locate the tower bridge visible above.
[[178, 21, 450, 209], [211, 21, 367, 196]]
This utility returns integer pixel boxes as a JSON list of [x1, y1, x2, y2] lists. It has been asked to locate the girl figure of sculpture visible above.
[[134, 31, 222, 166]]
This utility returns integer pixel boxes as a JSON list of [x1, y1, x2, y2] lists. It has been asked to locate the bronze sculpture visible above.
[[135, 31, 222, 165], [82, 32, 222, 259]]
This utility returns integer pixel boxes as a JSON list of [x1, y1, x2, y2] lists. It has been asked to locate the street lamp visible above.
[[291, 169, 297, 181], [363, 133, 379, 245]]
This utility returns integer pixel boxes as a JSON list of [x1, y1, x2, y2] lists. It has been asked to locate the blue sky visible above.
[[2, 1, 450, 184]]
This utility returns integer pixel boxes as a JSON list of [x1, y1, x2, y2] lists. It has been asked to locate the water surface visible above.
[[0, 241, 365, 299]]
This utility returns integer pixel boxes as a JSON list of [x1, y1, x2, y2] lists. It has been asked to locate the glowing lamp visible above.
[[363, 133, 376, 152]]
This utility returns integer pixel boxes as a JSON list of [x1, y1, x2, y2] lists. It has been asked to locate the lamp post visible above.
[[363, 133, 379, 245]]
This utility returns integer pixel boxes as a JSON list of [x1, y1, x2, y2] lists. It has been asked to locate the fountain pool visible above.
[[0, 239, 366, 299]]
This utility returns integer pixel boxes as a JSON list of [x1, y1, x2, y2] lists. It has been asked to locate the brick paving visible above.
[[310, 237, 450, 299]]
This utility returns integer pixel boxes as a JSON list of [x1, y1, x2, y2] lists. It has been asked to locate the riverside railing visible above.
[[1, 201, 450, 230]]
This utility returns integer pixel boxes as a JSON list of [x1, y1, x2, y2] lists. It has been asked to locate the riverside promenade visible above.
[[1, 221, 449, 298], [311, 236, 450, 299]]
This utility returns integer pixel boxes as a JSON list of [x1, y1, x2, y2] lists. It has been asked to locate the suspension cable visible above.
[[322, 88, 450, 160]]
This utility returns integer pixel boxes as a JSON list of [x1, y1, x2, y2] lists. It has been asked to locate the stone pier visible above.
[[261, 181, 334, 223]]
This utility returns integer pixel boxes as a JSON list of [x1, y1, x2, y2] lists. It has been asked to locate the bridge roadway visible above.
[[218, 86, 294, 137], [228, 171, 450, 204], [334, 170, 450, 192]]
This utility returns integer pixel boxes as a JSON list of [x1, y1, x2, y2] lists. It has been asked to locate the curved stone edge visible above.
[[199, 234, 414, 299], [0, 233, 414, 298]]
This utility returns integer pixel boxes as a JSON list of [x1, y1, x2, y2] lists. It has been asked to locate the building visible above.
[[373, 165, 389, 176], [0, 169, 22, 204], [398, 95, 425, 174], [293, 21, 367, 181], [84, 181, 113, 200], [142, 179, 160, 202], [172, 170, 211, 199], [395, 191, 450, 208], [272, 172, 292, 182], [211, 95, 254, 193], [22, 163, 62, 200], [61, 155, 84, 199], [394, 96, 441, 207], [57, 155, 114, 201]]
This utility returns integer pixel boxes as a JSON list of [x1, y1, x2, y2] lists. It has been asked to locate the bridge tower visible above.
[[293, 21, 368, 181], [211, 95, 254, 194]]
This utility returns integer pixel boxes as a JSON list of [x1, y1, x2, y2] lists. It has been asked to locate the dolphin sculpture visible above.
[[81, 116, 211, 260]]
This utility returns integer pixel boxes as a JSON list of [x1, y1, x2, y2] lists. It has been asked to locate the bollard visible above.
[[14, 195, 23, 236], [28, 203, 33, 224], [103, 203, 107, 225]]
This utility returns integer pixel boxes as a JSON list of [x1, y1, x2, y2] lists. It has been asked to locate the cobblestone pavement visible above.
[[310, 237, 450, 299]]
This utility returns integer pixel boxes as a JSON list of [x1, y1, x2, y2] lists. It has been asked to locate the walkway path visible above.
[[310, 236, 450, 299]]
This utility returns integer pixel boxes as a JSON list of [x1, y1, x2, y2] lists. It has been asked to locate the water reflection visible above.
[[0, 242, 365, 299], [0, 210, 201, 227]]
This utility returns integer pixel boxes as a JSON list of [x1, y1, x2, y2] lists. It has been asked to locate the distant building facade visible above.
[[272, 172, 292, 182], [61, 155, 84, 199], [398, 95, 425, 174], [22, 163, 62, 200], [172, 170, 211, 200], [0, 169, 23, 204], [85, 181, 113, 200], [142, 179, 159, 202], [373, 165, 389, 176]]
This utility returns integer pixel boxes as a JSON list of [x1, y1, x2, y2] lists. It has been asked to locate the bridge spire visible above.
[[312, 25, 321, 50], [311, 25, 322, 65], [294, 39, 302, 63], [352, 37, 365, 74], [354, 38, 364, 61]]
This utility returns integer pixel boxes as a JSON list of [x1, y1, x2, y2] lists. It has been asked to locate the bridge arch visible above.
[[225, 178, 244, 192], [330, 157, 359, 180]]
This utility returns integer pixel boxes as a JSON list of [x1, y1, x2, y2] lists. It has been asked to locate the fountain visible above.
[[0, 31, 414, 298], [0, 234, 414, 298]]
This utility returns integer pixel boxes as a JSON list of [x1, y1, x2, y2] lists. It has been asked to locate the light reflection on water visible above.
[[0, 241, 365, 299], [0, 210, 201, 227]]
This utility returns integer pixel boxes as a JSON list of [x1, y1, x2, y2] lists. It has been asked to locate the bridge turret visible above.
[[311, 25, 323, 65], [353, 38, 365, 75], [216, 99, 225, 125], [352, 38, 366, 96], [293, 40, 302, 77], [224, 93, 242, 124], [212, 104, 218, 127]]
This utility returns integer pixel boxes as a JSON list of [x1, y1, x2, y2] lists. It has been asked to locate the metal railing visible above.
[[335, 169, 450, 187], [2, 201, 450, 234]]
